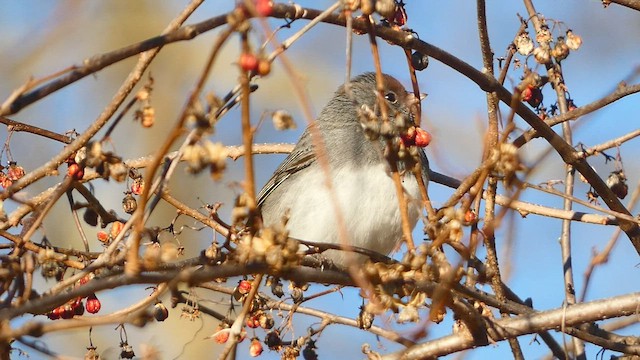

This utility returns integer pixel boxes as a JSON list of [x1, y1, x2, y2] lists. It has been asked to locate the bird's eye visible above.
[[384, 91, 397, 103]]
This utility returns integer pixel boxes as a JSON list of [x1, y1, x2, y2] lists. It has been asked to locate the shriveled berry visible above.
[[122, 192, 137, 214], [411, 51, 429, 71], [131, 177, 144, 195], [7, 162, 25, 181], [153, 302, 169, 321], [83, 208, 99, 226]]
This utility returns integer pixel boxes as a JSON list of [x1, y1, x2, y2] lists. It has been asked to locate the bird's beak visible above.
[[406, 92, 428, 106]]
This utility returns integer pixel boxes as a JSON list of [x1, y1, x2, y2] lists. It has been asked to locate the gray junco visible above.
[[258, 72, 430, 266]]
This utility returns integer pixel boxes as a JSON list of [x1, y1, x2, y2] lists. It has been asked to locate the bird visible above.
[[257, 72, 430, 267]]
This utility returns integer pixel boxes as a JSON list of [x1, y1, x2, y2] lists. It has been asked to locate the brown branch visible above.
[[381, 291, 640, 359], [0, 117, 73, 144], [606, 0, 640, 11], [513, 82, 640, 148]]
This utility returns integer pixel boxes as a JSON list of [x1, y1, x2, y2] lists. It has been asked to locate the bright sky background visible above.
[[1, 1, 639, 359]]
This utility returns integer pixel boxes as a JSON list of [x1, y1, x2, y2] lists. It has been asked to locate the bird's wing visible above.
[[257, 144, 316, 207]]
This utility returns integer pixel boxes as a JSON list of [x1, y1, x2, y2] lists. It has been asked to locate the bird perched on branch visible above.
[[258, 72, 431, 266]]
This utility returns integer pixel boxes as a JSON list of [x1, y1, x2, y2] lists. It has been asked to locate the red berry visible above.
[[86, 294, 101, 314], [213, 325, 230, 344], [464, 210, 477, 223], [73, 300, 85, 316], [97, 231, 110, 243], [131, 178, 144, 195], [79, 274, 92, 286], [238, 280, 252, 295], [255, 0, 273, 17], [239, 52, 259, 72], [0, 173, 12, 189], [7, 162, 25, 181], [393, 5, 408, 26], [414, 127, 431, 148], [522, 85, 543, 107], [246, 315, 260, 328], [67, 163, 85, 180], [249, 338, 264, 357], [47, 309, 60, 320], [110, 221, 125, 239], [60, 305, 75, 319]]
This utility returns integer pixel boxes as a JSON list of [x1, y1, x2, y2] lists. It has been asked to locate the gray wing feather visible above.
[[257, 140, 316, 207]]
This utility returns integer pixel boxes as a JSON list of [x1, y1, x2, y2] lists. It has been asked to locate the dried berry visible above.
[[357, 306, 374, 329], [551, 36, 570, 62], [565, 30, 582, 50], [411, 51, 429, 71], [83, 208, 99, 227], [264, 331, 282, 350], [533, 45, 551, 64], [7, 162, 25, 181], [120, 343, 135, 359], [271, 278, 284, 298], [303, 340, 318, 360], [607, 170, 628, 199], [140, 105, 155, 128], [514, 32, 534, 56], [535, 25, 552, 44], [272, 110, 296, 131], [131, 177, 144, 195], [122, 192, 137, 214], [153, 302, 169, 321], [258, 312, 274, 329], [84, 346, 100, 360]]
